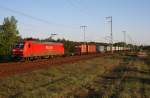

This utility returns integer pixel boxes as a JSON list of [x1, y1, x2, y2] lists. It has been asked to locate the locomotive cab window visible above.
[[20, 44, 24, 49], [15, 44, 19, 48], [14, 43, 24, 49]]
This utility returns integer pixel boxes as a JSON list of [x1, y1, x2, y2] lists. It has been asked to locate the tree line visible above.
[[0, 16, 19, 55], [0, 16, 141, 56]]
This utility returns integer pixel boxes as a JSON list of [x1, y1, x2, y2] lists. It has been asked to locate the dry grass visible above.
[[79, 54, 150, 98], [0, 56, 121, 98], [0, 54, 150, 98]]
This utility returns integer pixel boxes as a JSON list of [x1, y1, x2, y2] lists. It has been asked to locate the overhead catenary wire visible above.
[[0, 4, 85, 41], [66, 0, 90, 16], [0, 5, 77, 29], [0, 4, 136, 44], [65, 0, 109, 43]]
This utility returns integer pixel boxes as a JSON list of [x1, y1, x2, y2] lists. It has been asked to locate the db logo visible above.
[[46, 46, 53, 49]]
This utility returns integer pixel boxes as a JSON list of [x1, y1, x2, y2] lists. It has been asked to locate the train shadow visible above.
[[0, 55, 14, 63], [0, 55, 24, 63]]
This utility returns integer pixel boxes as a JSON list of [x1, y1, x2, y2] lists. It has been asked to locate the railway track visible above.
[[0, 53, 109, 78]]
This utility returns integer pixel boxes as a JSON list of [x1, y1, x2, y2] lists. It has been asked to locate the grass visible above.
[[0, 56, 121, 98], [73, 53, 150, 98], [0, 53, 150, 98]]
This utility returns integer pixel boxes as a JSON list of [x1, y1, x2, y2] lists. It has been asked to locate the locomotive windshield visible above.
[[15, 43, 24, 49]]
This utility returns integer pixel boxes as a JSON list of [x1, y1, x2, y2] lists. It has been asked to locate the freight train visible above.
[[12, 40, 130, 59]]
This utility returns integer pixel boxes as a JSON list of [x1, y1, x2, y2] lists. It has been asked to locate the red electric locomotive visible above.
[[12, 40, 64, 59]]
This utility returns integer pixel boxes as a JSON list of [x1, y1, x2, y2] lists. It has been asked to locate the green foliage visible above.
[[142, 45, 150, 52], [52, 38, 77, 55], [114, 42, 126, 46], [0, 16, 19, 55], [62, 40, 76, 55]]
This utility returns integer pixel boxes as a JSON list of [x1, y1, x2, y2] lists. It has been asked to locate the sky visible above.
[[0, 0, 150, 45]]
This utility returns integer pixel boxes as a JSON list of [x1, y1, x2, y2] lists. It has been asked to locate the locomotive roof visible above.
[[25, 40, 63, 45]]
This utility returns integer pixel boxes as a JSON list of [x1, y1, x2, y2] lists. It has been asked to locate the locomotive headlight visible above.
[[12, 49, 16, 52], [20, 49, 23, 52]]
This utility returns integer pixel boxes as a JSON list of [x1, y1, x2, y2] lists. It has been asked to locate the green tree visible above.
[[113, 42, 126, 46], [0, 16, 19, 55]]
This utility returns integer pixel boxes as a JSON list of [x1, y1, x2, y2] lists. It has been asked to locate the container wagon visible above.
[[112, 46, 116, 52], [87, 44, 96, 53], [74, 44, 96, 55], [115, 46, 119, 52], [96, 45, 105, 53], [106, 46, 111, 52], [74, 44, 87, 55], [120, 47, 123, 51], [118, 47, 121, 51]]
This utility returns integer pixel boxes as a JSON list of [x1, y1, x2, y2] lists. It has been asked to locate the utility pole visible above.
[[122, 31, 126, 50], [127, 34, 133, 51], [106, 16, 113, 53], [80, 25, 87, 44]]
